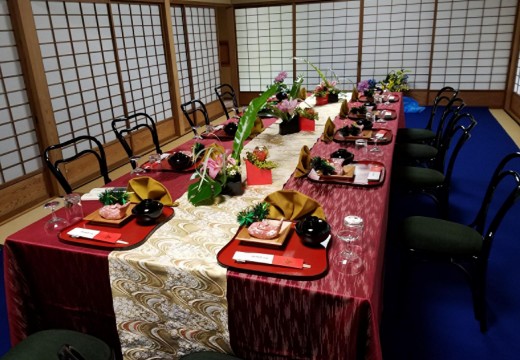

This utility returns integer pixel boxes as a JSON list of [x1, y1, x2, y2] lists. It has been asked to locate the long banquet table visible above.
[[4, 96, 404, 359]]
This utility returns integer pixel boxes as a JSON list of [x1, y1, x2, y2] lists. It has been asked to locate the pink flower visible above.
[[276, 99, 299, 114], [207, 157, 223, 179], [275, 71, 288, 83]]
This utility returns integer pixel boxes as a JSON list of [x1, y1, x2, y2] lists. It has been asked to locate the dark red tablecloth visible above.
[[227, 98, 404, 360]]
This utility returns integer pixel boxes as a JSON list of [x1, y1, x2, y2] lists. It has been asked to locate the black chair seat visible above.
[[396, 142, 438, 162], [394, 166, 445, 188], [180, 352, 243, 360], [401, 216, 483, 256], [397, 127, 435, 143], [0, 329, 113, 360]]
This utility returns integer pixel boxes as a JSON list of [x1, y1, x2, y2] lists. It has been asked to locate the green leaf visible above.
[[187, 177, 223, 206], [294, 57, 329, 87], [289, 74, 304, 99], [231, 83, 279, 162]]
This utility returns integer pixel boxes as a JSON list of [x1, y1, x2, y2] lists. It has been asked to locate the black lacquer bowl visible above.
[[224, 122, 238, 136], [295, 216, 331, 247], [167, 151, 193, 171], [132, 199, 164, 225], [330, 149, 354, 164]]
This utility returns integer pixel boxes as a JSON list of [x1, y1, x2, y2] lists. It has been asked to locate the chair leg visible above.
[[471, 262, 488, 332]]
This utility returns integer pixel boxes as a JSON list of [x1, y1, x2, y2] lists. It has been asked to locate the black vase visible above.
[[279, 117, 300, 135], [223, 177, 244, 196], [328, 93, 339, 103]]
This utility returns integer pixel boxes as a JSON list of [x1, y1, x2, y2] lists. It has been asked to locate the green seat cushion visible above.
[[1, 329, 112, 360], [401, 216, 483, 256], [180, 352, 243, 360], [396, 143, 438, 161], [394, 166, 445, 188], [397, 128, 435, 143]]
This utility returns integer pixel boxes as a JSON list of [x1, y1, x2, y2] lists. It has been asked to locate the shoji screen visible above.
[[111, 3, 172, 121], [171, 6, 220, 105], [431, 0, 516, 90], [0, 0, 41, 184], [171, 6, 191, 105], [235, 5, 293, 92], [361, 0, 434, 89], [33, 0, 123, 156], [295, 1, 360, 91]]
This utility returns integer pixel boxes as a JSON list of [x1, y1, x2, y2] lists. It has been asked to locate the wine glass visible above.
[[332, 244, 363, 275], [370, 131, 382, 153], [43, 200, 69, 234], [382, 91, 390, 106], [130, 155, 146, 175]]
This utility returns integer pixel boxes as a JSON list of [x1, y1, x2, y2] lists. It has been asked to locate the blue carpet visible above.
[[382, 107, 520, 360], [0, 247, 10, 356]]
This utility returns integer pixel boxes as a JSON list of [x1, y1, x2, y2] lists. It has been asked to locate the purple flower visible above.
[[276, 99, 299, 114], [357, 80, 370, 92], [275, 71, 288, 83]]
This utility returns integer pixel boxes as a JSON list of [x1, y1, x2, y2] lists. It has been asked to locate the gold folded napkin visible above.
[[294, 145, 311, 178], [321, 117, 336, 143], [249, 117, 264, 136], [127, 176, 176, 206], [339, 100, 349, 118], [351, 85, 359, 102], [264, 190, 326, 220]]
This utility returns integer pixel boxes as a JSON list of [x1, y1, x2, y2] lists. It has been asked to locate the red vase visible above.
[[315, 95, 328, 106], [298, 116, 315, 131]]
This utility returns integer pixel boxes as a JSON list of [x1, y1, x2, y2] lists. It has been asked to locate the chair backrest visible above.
[[425, 86, 459, 131], [432, 97, 465, 149], [44, 135, 111, 194], [215, 84, 238, 119], [433, 112, 477, 179], [111, 113, 162, 169], [180, 99, 210, 137], [471, 152, 520, 259]]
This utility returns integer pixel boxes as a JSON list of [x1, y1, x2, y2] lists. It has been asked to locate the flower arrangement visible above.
[[295, 58, 341, 97], [269, 99, 300, 123], [379, 69, 410, 92], [297, 107, 319, 120], [187, 82, 279, 205], [273, 71, 305, 101], [245, 146, 277, 170], [357, 78, 378, 98]]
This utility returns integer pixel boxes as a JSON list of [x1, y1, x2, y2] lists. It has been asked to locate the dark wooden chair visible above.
[[397, 86, 459, 143], [0, 329, 114, 360], [399, 152, 520, 332], [215, 84, 239, 119], [180, 99, 212, 139], [44, 135, 111, 194], [111, 112, 162, 169]]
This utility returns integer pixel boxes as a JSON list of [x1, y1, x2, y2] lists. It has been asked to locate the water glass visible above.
[[149, 153, 162, 170], [355, 139, 368, 157], [337, 215, 364, 243], [64, 193, 84, 225]]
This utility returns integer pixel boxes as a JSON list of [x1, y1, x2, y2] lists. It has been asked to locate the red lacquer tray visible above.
[[217, 222, 329, 280], [333, 128, 393, 144], [201, 128, 235, 140], [58, 206, 174, 249], [307, 160, 386, 187]]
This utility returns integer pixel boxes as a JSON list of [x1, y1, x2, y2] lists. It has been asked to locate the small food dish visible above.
[[132, 199, 164, 225], [167, 151, 193, 171], [330, 149, 354, 164], [295, 216, 331, 247]]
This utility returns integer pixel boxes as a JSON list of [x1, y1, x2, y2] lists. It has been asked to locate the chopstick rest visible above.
[[67, 228, 128, 244], [233, 251, 310, 269]]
